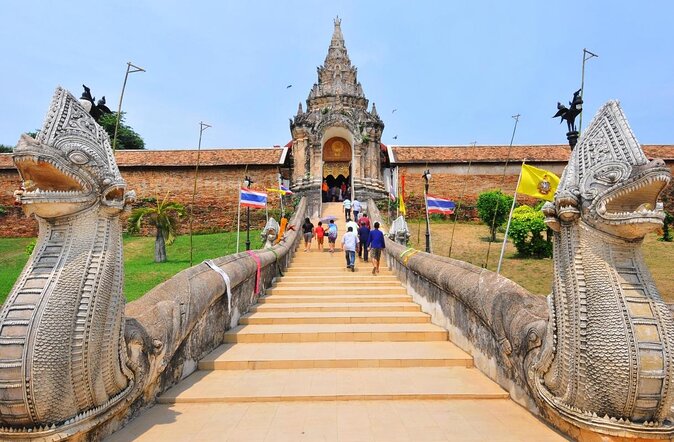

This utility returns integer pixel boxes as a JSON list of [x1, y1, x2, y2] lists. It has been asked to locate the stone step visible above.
[[273, 280, 402, 289], [240, 311, 430, 325], [279, 275, 399, 283], [157, 367, 509, 404], [223, 323, 448, 343], [286, 266, 392, 272], [107, 400, 567, 442], [258, 294, 412, 304], [267, 286, 407, 296], [199, 342, 473, 370], [250, 302, 421, 313]]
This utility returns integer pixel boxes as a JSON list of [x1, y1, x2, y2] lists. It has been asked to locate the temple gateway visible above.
[[289, 18, 388, 216]]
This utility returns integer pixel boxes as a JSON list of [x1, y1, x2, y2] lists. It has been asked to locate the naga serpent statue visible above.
[[531, 100, 674, 436], [0, 88, 135, 434]]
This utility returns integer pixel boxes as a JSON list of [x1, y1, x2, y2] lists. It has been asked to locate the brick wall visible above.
[[0, 165, 285, 238], [2, 161, 673, 237]]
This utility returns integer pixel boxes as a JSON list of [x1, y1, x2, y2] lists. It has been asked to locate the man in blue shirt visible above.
[[367, 222, 386, 275]]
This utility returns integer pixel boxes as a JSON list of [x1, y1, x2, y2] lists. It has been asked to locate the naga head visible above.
[[546, 100, 670, 240], [13, 87, 134, 218]]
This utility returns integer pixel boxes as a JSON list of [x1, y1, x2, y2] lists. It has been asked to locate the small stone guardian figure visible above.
[[261, 218, 280, 248], [388, 215, 410, 245]]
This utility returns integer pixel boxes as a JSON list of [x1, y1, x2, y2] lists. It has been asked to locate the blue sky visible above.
[[1, 1, 673, 149]]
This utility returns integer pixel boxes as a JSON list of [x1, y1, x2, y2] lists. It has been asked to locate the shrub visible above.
[[476, 190, 513, 242], [0, 205, 6, 216], [508, 205, 552, 258], [661, 211, 673, 242], [25, 240, 36, 255]]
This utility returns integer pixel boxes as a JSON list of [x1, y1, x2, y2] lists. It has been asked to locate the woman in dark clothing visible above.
[[302, 217, 314, 252]]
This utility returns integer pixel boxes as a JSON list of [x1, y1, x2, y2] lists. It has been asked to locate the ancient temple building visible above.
[[288, 18, 388, 216]]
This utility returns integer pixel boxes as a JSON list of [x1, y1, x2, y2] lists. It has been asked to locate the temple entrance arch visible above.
[[322, 135, 353, 202]]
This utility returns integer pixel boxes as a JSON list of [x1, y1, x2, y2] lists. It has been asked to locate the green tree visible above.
[[508, 205, 552, 258], [476, 190, 514, 242], [128, 193, 186, 262], [0, 144, 13, 153], [98, 112, 145, 150]]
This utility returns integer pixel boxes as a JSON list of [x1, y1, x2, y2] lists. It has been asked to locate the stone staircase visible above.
[[107, 203, 564, 441]]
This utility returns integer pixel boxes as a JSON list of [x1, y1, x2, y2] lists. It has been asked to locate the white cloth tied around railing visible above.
[[204, 260, 232, 311]]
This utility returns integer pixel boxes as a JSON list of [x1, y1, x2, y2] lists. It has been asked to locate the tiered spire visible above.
[[306, 17, 367, 110]]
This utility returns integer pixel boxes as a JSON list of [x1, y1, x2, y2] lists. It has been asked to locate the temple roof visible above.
[[390, 144, 674, 164]]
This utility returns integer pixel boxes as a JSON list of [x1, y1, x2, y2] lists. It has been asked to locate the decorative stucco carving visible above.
[[0, 87, 135, 434], [531, 100, 674, 436]]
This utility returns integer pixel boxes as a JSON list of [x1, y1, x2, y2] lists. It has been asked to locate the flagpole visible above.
[[496, 160, 525, 275], [236, 188, 241, 253], [449, 141, 477, 258], [484, 114, 520, 268], [236, 166, 248, 253]]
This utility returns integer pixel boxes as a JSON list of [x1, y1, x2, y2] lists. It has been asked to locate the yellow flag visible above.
[[516, 164, 560, 202], [399, 194, 406, 216]]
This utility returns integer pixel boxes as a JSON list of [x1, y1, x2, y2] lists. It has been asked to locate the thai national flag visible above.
[[240, 188, 267, 208], [426, 194, 456, 214], [389, 183, 396, 201], [280, 185, 293, 195]]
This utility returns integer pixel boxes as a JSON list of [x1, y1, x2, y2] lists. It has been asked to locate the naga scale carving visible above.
[[0, 88, 136, 437], [532, 100, 674, 436]]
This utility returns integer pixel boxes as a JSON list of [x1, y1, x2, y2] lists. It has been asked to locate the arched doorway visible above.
[[322, 137, 352, 202]]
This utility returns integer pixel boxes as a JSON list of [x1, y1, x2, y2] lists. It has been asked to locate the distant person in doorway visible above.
[[322, 180, 329, 202], [340, 182, 347, 200], [327, 219, 338, 253], [352, 198, 361, 221], [315, 221, 326, 252], [368, 221, 385, 275], [357, 221, 370, 262], [330, 186, 339, 202], [341, 226, 359, 272], [343, 198, 352, 221], [302, 217, 314, 252]]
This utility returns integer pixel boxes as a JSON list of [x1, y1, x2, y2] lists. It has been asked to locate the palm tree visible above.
[[128, 192, 186, 262]]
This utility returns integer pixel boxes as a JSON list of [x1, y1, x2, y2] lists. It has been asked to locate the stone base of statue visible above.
[[566, 130, 579, 149]]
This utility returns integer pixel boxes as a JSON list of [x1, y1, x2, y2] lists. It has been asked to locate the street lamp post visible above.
[[244, 176, 253, 251], [189, 121, 211, 266], [113, 62, 145, 151], [422, 169, 432, 253]]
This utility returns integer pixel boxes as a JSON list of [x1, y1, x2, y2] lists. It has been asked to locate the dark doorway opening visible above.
[[324, 174, 351, 202]]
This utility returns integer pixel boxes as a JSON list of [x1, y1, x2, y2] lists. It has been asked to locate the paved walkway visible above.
[[107, 203, 565, 441]]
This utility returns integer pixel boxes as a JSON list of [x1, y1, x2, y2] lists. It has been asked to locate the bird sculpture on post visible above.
[[553, 88, 583, 148]]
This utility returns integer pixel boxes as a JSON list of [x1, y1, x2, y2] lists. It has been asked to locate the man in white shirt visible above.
[[341, 226, 359, 272], [345, 218, 359, 236], [352, 199, 362, 221], [343, 198, 352, 221]]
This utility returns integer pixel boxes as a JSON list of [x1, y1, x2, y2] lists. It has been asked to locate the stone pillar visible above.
[[292, 137, 307, 184]]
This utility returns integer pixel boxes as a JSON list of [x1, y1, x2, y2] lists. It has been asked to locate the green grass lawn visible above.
[[0, 230, 260, 305]]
